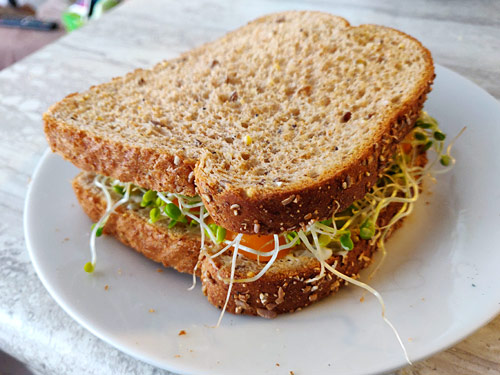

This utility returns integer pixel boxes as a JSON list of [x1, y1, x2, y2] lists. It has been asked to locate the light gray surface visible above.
[[0, 0, 499, 374]]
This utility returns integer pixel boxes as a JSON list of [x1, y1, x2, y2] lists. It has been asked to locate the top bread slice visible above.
[[44, 11, 434, 235]]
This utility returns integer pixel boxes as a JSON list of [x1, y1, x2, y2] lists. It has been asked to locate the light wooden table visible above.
[[0, 0, 499, 374]]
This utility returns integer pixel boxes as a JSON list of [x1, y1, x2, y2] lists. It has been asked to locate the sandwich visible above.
[[43, 11, 453, 323]]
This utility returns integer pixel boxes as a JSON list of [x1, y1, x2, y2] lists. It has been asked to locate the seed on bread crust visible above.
[[256, 308, 277, 319], [254, 223, 260, 233], [281, 195, 295, 206]]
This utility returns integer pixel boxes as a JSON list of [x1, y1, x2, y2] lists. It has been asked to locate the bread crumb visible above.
[[104, 285, 109, 291], [276, 363, 280, 367], [157, 268, 163, 273], [117, 268, 122, 275], [174, 354, 181, 358], [149, 308, 155, 313], [178, 330, 187, 336], [359, 296, 365, 302], [290, 371, 295, 375]]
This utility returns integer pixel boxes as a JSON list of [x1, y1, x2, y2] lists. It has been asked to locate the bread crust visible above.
[[46, 115, 197, 195], [47, 11, 435, 235]]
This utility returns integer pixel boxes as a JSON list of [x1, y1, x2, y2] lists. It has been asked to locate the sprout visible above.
[[318, 234, 331, 247], [113, 185, 125, 195], [84, 262, 94, 273], [141, 190, 157, 207], [286, 231, 301, 246], [359, 220, 375, 240], [164, 203, 182, 220], [91, 223, 103, 237], [216, 226, 226, 244], [440, 155, 451, 166], [340, 232, 354, 251], [150, 207, 161, 223], [414, 132, 427, 141], [434, 131, 446, 141]]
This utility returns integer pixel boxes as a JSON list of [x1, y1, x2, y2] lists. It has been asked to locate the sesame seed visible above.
[[173, 155, 180, 166], [304, 213, 312, 220], [342, 181, 348, 189], [254, 223, 260, 233], [281, 195, 295, 205], [229, 91, 238, 102], [230, 204, 240, 210], [233, 210, 239, 216]]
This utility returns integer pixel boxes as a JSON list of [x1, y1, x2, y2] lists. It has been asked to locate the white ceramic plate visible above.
[[25, 65, 500, 375]]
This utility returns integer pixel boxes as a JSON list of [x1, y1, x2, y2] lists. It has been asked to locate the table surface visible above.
[[1, 0, 499, 374]]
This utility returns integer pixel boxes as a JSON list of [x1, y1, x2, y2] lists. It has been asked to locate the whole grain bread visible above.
[[73, 147, 427, 316], [46, 11, 434, 234]]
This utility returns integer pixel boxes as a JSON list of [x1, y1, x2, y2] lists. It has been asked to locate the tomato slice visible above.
[[225, 231, 289, 262]]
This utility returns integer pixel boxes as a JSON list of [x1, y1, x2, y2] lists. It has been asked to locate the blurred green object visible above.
[[61, 11, 85, 31], [62, 0, 120, 32]]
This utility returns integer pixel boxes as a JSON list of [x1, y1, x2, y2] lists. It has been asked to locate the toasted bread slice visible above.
[[47, 11, 434, 234], [72, 147, 427, 316]]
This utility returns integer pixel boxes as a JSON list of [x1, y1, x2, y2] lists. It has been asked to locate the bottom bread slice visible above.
[[72, 172, 202, 275], [72, 166, 422, 317]]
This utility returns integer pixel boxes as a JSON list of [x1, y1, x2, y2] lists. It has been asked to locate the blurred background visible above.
[[0, 0, 119, 70]]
